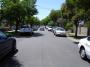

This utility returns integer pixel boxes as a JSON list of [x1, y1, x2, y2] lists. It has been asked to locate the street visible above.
[[0, 30, 90, 67]]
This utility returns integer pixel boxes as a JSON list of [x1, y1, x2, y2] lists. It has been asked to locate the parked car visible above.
[[0, 31, 18, 60], [78, 36, 90, 60], [19, 25, 33, 35], [32, 25, 39, 31], [39, 27, 45, 31], [51, 26, 58, 32], [46, 26, 52, 31], [53, 27, 66, 36]]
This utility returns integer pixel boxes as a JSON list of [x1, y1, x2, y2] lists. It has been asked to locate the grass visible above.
[[67, 33, 75, 37]]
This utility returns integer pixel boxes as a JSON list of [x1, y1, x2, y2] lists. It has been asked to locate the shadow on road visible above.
[[55, 35, 67, 38], [69, 36, 87, 39], [83, 59, 90, 64], [15, 32, 44, 38], [73, 42, 79, 44], [0, 57, 23, 67], [75, 36, 87, 39], [32, 32, 44, 37]]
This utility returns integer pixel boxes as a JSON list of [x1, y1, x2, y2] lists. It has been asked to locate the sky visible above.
[[36, 0, 65, 20]]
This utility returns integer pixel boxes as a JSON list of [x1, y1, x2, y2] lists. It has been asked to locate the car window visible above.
[[56, 28, 65, 31]]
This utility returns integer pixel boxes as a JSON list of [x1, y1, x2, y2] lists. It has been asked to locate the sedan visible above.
[[19, 25, 33, 35], [78, 36, 90, 60], [53, 27, 66, 36], [39, 27, 45, 31], [0, 31, 18, 60], [46, 26, 52, 31]]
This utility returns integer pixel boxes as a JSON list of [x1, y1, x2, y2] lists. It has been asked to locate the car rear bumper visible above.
[[55, 33, 66, 36], [19, 32, 33, 35]]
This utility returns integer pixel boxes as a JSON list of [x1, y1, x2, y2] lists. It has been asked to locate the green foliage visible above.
[[84, 21, 90, 28], [49, 10, 61, 22], [0, 0, 38, 33], [28, 16, 40, 25], [47, 21, 54, 26], [65, 22, 74, 30], [75, 0, 90, 10], [41, 16, 51, 25]]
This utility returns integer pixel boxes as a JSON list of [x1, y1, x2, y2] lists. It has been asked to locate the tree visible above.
[[41, 16, 51, 25], [63, 0, 85, 37], [73, 0, 90, 36], [49, 10, 61, 25], [26, 16, 40, 26], [0, 0, 38, 33], [2, 1, 26, 33], [47, 21, 54, 26]]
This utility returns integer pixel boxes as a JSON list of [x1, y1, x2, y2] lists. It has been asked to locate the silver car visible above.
[[53, 27, 66, 36]]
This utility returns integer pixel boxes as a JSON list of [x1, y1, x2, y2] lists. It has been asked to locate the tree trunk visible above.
[[75, 21, 79, 38], [87, 28, 90, 36], [75, 25, 78, 38], [15, 19, 20, 34]]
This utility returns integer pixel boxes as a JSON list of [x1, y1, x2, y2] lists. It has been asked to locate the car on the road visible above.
[[19, 25, 33, 35], [51, 26, 58, 33], [53, 27, 66, 36], [78, 36, 90, 60], [0, 31, 18, 60], [32, 25, 39, 31], [46, 26, 52, 31], [39, 27, 45, 31]]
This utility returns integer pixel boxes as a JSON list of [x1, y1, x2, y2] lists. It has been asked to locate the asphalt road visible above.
[[0, 30, 90, 67]]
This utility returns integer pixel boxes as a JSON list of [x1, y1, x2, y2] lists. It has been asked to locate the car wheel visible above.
[[80, 48, 87, 59]]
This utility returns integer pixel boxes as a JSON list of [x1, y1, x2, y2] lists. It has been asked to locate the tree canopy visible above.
[[0, 0, 38, 33]]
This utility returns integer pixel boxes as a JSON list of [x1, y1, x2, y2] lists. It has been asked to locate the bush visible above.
[[84, 21, 90, 28], [65, 22, 74, 30]]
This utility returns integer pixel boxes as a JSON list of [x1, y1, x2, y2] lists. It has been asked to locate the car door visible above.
[[0, 31, 12, 59]]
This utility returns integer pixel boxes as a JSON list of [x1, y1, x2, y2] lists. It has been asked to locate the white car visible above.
[[19, 25, 33, 35], [53, 27, 66, 36], [78, 36, 90, 60], [46, 26, 52, 31]]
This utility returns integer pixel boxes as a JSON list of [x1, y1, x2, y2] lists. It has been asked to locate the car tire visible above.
[[80, 47, 87, 59]]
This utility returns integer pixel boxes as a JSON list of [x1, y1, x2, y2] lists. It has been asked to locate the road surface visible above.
[[0, 30, 90, 67]]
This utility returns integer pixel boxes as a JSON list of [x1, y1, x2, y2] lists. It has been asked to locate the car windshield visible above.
[[21, 25, 29, 28], [56, 28, 65, 31]]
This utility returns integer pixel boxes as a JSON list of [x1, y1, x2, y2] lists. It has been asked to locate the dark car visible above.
[[0, 31, 18, 60], [39, 27, 45, 31]]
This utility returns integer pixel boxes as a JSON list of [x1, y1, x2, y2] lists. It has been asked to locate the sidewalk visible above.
[[67, 36, 80, 43], [67, 33, 86, 43]]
